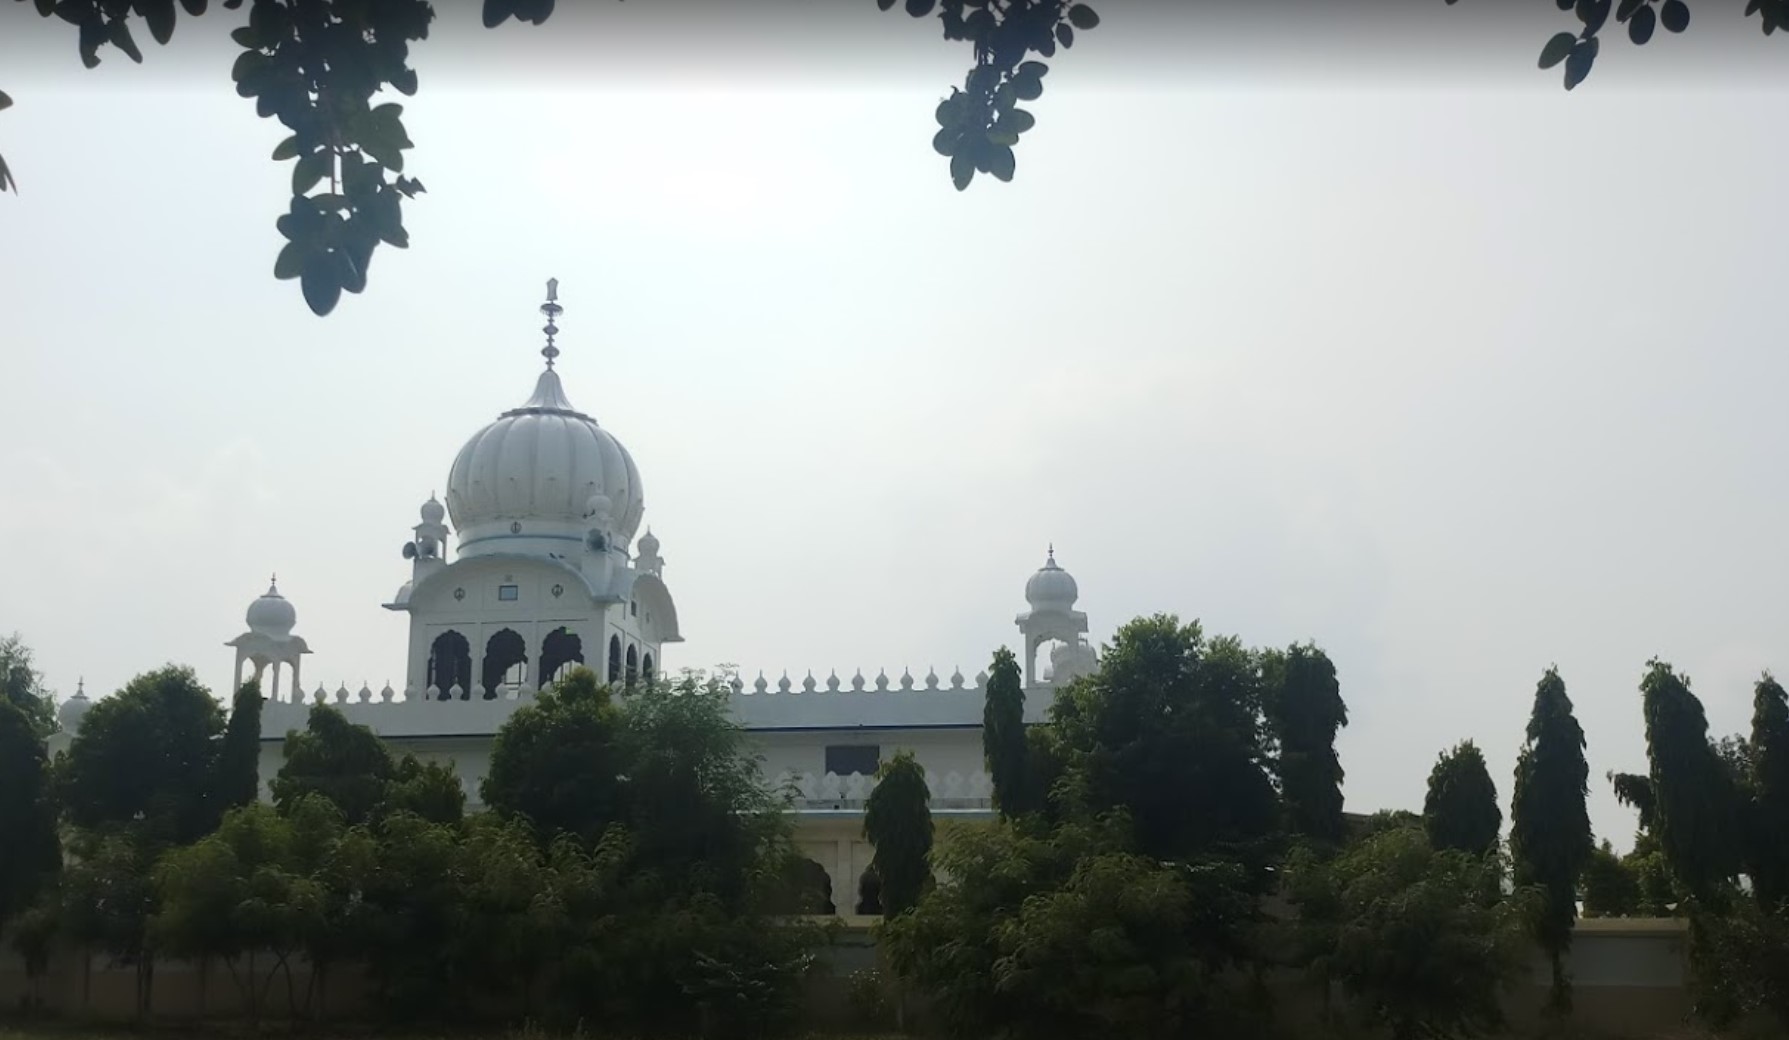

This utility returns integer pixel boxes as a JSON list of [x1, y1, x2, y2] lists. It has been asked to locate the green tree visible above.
[[1262, 642, 1349, 845], [0, 0, 1101, 313], [1288, 825, 1533, 1040], [57, 827, 163, 1017], [1581, 839, 1641, 918], [1746, 672, 1789, 911], [1641, 659, 1743, 904], [215, 680, 265, 812], [1051, 616, 1279, 864], [863, 750, 934, 919], [0, 633, 55, 736], [482, 666, 625, 842], [152, 800, 324, 1021], [1423, 740, 1502, 858], [982, 646, 1030, 819], [58, 665, 224, 843], [0, 699, 60, 942], [384, 752, 466, 825], [1510, 666, 1593, 1010], [272, 703, 395, 824]]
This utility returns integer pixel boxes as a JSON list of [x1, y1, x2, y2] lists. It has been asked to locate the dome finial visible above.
[[540, 278, 563, 369]]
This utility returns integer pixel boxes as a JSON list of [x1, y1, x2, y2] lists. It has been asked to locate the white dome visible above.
[[58, 679, 92, 732], [445, 367, 644, 552], [638, 527, 660, 556], [420, 495, 445, 524], [246, 580, 297, 637], [1025, 548, 1079, 611]]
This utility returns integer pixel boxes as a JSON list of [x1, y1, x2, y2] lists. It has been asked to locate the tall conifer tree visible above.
[[1511, 667, 1593, 1010], [1641, 659, 1742, 904], [983, 647, 1029, 819], [1747, 673, 1789, 911], [1264, 643, 1349, 845], [864, 750, 934, 919], [214, 680, 264, 811]]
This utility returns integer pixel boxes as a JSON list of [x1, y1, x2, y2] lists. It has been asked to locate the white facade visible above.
[[56, 284, 1102, 912]]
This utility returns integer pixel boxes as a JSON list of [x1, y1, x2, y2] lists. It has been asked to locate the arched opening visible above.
[[642, 651, 655, 685], [428, 630, 472, 699], [625, 644, 638, 688], [481, 628, 527, 698], [608, 635, 622, 685], [855, 867, 882, 917], [541, 628, 584, 688], [767, 857, 835, 916]]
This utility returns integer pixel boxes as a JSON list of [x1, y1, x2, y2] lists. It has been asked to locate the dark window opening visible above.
[[428, 630, 472, 699], [825, 745, 880, 777], [541, 628, 584, 689], [608, 635, 622, 684], [481, 628, 527, 698], [642, 651, 654, 684], [625, 644, 638, 688]]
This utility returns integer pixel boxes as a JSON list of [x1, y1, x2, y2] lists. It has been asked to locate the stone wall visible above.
[[0, 917, 1699, 1036]]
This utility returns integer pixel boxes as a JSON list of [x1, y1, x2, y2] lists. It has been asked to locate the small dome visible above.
[[246, 579, 297, 638], [58, 679, 92, 732], [420, 495, 446, 524], [638, 527, 660, 556], [1025, 547, 1079, 611]]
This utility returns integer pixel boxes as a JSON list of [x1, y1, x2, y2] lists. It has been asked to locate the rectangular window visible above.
[[824, 745, 880, 777], [498, 584, 519, 601]]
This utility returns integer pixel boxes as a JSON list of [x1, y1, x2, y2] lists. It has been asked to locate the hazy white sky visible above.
[[4, 1, 1788, 850]]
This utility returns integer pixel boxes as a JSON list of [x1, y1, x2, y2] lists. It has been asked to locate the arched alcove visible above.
[[642, 651, 655, 685], [541, 628, 583, 688], [767, 857, 835, 916], [608, 635, 622, 684], [481, 628, 527, 698], [625, 644, 638, 687], [428, 630, 472, 699]]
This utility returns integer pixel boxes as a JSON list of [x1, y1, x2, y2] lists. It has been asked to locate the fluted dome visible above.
[[420, 495, 446, 524], [445, 366, 644, 554], [246, 580, 297, 637], [1025, 548, 1079, 611]]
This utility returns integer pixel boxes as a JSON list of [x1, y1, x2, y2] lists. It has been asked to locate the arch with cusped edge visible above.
[[428, 630, 472, 699], [767, 857, 835, 916], [642, 651, 654, 685], [625, 644, 638, 688], [608, 635, 622, 684], [481, 628, 527, 698], [540, 627, 584, 688]]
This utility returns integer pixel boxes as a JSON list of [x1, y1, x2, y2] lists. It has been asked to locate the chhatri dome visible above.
[[1025, 545, 1080, 612], [443, 279, 644, 557], [245, 578, 298, 637]]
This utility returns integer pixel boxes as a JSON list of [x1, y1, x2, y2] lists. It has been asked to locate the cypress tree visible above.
[[1424, 740, 1502, 858], [1641, 659, 1742, 904], [1511, 667, 1593, 1011], [864, 750, 933, 919], [1747, 673, 1789, 911], [1264, 643, 1349, 845], [982, 647, 1029, 819], [214, 679, 264, 811]]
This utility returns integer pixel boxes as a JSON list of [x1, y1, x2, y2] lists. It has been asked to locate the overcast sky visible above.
[[4, 1, 1788, 851]]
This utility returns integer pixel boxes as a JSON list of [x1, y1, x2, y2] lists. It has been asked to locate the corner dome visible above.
[[246, 579, 297, 638], [1025, 548, 1078, 611], [58, 678, 92, 732], [444, 366, 644, 555]]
